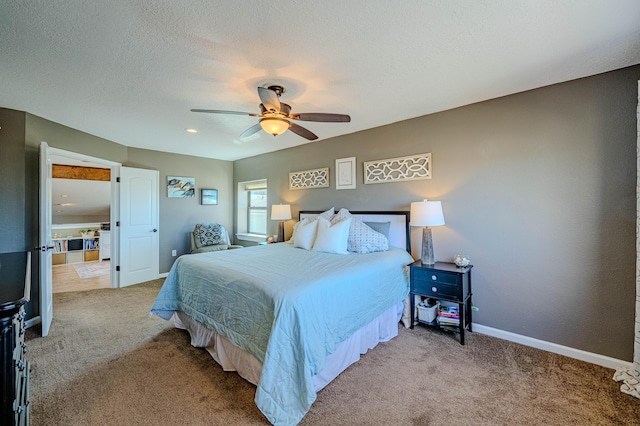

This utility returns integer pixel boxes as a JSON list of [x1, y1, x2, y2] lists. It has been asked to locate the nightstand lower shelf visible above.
[[412, 296, 472, 344]]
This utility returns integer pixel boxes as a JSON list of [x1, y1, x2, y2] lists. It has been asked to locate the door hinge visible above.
[[116, 266, 120, 272], [116, 177, 120, 183], [116, 221, 120, 227]]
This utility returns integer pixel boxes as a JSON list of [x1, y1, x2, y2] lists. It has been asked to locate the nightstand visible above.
[[409, 260, 473, 344]]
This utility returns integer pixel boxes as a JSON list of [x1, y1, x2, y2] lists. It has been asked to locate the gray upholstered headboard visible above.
[[299, 210, 410, 252]]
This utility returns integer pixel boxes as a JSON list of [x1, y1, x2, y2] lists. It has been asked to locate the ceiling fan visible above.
[[191, 85, 351, 141]]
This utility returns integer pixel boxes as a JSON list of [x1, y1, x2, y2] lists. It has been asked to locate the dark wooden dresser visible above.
[[0, 251, 31, 426]]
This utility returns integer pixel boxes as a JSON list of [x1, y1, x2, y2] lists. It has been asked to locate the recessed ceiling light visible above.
[[185, 128, 198, 133], [61, 194, 68, 198]]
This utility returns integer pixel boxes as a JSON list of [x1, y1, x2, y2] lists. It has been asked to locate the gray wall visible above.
[[126, 148, 233, 272], [0, 109, 38, 320], [0, 109, 27, 252], [234, 65, 639, 361], [2, 112, 234, 322]]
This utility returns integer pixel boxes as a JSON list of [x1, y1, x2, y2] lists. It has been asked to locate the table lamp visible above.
[[271, 204, 292, 243], [410, 199, 445, 265]]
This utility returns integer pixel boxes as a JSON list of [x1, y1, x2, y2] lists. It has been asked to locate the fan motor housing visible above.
[[260, 103, 291, 116]]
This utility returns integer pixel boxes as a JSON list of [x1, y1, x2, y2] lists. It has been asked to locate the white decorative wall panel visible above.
[[364, 153, 431, 184], [289, 167, 330, 190]]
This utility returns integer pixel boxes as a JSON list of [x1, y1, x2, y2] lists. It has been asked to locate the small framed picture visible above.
[[167, 176, 195, 198], [335, 157, 356, 190], [201, 189, 218, 205]]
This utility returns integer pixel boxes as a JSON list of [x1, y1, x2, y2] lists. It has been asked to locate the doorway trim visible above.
[[47, 147, 121, 288], [36, 143, 121, 334]]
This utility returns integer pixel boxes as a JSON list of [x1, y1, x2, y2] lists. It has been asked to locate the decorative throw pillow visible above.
[[293, 218, 319, 250], [194, 223, 224, 248], [364, 221, 391, 239], [330, 209, 389, 253], [312, 217, 351, 254], [348, 218, 389, 253]]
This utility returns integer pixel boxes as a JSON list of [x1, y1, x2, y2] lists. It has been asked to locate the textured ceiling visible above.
[[2, 1, 639, 161]]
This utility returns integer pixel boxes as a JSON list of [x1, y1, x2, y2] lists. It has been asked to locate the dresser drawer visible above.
[[411, 279, 460, 300], [412, 268, 459, 285]]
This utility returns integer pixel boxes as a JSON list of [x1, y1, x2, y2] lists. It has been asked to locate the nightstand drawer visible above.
[[412, 279, 459, 300], [412, 268, 459, 285]]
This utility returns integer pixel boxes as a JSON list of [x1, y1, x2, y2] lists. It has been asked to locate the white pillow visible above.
[[288, 207, 335, 243], [331, 207, 351, 225], [318, 207, 336, 222], [312, 217, 351, 254], [293, 218, 318, 250]]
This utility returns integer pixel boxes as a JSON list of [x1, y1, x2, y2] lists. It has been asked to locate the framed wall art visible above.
[[335, 157, 356, 190], [167, 176, 195, 198], [201, 189, 218, 205]]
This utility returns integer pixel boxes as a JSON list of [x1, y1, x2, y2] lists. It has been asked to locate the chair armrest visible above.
[[190, 244, 229, 254]]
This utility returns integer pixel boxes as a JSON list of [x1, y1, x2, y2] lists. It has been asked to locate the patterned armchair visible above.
[[189, 223, 243, 254]]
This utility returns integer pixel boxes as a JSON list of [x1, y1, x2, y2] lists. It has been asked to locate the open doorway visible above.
[[50, 156, 112, 293]]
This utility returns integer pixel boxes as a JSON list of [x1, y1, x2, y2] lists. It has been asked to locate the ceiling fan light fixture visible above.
[[260, 117, 290, 136]]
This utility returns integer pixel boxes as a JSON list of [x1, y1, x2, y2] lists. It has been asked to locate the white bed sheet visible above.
[[174, 301, 404, 392]]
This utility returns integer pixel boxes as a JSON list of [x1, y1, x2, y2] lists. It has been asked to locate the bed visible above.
[[151, 209, 414, 425]]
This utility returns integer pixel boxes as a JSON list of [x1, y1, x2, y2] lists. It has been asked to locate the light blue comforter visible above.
[[151, 243, 413, 425]]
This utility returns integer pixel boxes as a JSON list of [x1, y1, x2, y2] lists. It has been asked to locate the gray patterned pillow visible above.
[[348, 218, 389, 253], [364, 221, 391, 239], [331, 209, 389, 253], [194, 223, 224, 248]]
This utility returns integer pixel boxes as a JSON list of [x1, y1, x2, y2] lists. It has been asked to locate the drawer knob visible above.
[[431, 286, 438, 292], [431, 275, 437, 280]]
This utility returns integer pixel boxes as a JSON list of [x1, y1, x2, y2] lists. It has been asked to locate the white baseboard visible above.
[[158, 272, 169, 278], [473, 323, 633, 371]]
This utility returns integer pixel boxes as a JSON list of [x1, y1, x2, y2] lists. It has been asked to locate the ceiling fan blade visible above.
[[289, 122, 318, 141], [258, 87, 281, 113], [191, 109, 260, 117], [290, 113, 351, 123], [239, 123, 263, 139]]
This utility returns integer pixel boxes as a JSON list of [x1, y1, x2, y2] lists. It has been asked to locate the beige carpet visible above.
[[25, 280, 639, 425]]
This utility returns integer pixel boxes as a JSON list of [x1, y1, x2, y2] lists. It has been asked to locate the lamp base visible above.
[[277, 221, 285, 243], [420, 226, 435, 265]]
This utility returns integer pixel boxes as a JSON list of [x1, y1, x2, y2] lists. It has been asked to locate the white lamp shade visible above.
[[271, 204, 292, 221], [410, 200, 445, 227]]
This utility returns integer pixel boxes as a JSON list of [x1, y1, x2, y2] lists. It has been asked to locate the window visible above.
[[236, 179, 267, 242], [248, 189, 267, 234]]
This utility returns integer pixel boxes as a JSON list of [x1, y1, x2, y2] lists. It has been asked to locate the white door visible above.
[[118, 167, 159, 287], [39, 142, 53, 336]]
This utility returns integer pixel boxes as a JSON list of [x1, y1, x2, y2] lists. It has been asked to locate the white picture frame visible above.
[[335, 157, 356, 190]]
